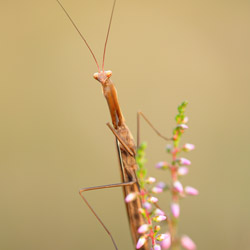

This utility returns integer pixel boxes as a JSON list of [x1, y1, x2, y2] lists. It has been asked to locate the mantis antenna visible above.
[[56, 0, 117, 73], [102, 0, 116, 71]]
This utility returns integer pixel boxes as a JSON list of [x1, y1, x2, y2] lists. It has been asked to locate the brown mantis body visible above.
[[56, 0, 170, 249], [92, 71, 147, 248]]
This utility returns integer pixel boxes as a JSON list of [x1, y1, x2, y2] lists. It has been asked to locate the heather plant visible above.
[[126, 101, 198, 250]]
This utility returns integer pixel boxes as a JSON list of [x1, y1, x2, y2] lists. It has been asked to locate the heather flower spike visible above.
[[134, 101, 197, 249]]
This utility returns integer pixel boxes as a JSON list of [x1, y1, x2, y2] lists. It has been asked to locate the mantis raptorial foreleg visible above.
[[107, 122, 135, 156]]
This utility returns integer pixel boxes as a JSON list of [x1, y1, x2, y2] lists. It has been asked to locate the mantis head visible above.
[[93, 70, 112, 85]]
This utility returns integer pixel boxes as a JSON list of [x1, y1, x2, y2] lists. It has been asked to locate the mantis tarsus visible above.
[[56, 0, 171, 249]]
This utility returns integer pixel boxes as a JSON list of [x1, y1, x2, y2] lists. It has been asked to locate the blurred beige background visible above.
[[0, 0, 249, 249]]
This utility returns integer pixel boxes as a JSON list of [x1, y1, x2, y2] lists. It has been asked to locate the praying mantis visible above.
[[56, 0, 171, 249]]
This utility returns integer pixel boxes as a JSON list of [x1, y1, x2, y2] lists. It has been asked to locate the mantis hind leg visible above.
[[79, 181, 136, 250]]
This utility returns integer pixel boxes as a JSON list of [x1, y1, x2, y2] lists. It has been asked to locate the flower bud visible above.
[[177, 124, 188, 129], [183, 116, 189, 123], [173, 181, 184, 193], [154, 225, 161, 233], [125, 192, 137, 203], [153, 215, 167, 222], [178, 167, 189, 176], [171, 203, 180, 218], [143, 201, 152, 210], [156, 234, 168, 241], [181, 235, 196, 250], [138, 224, 150, 234], [166, 144, 173, 153], [156, 181, 167, 189], [146, 176, 156, 184], [154, 208, 165, 216], [152, 186, 163, 194], [185, 186, 199, 196], [179, 157, 191, 166], [143, 202, 152, 210], [160, 232, 171, 249], [148, 196, 158, 203], [138, 208, 146, 217], [183, 143, 195, 152], [155, 161, 168, 169], [136, 236, 146, 249], [154, 244, 161, 250]]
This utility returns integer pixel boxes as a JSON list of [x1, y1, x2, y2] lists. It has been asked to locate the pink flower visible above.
[[185, 186, 199, 196], [181, 235, 196, 250], [153, 215, 167, 222], [156, 181, 167, 189], [154, 244, 161, 250], [146, 177, 156, 183], [148, 196, 158, 203], [183, 116, 189, 123], [173, 181, 183, 193], [179, 157, 191, 166], [154, 208, 165, 216], [160, 232, 171, 249], [136, 236, 146, 249], [155, 161, 168, 169], [138, 224, 149, 234], [177, 124, 188, 129], [154, 225, 161, 232], [138, 208, 146, 216], [156, 234, 168, 241], [171, 203, 180, 218], [183, 143, 195, 152], [125, 192, 137, 202], [178, 167, 189, 176], [166, 144, 173, 153], [152, 186, 163, 193], [143, 202, 152, 210]]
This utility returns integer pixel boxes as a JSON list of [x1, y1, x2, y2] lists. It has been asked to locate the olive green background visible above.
[[0, 0, 249, 249]]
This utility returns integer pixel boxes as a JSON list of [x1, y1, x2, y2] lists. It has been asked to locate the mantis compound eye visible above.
[[93, 72, 99, 80], [105, 70, 112, 78]]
